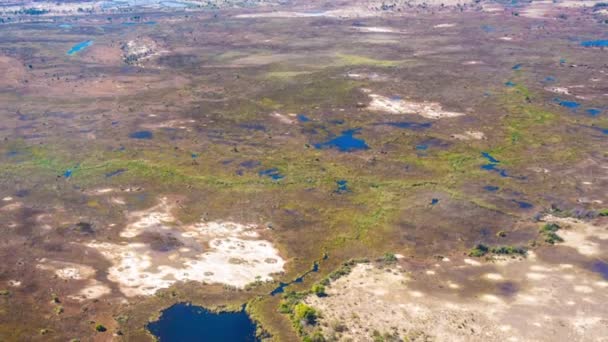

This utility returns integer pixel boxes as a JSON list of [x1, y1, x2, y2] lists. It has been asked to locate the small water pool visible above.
[[67, 40, 93, 55], [314, 128, 369, 152], [148, 303, 258, 342]]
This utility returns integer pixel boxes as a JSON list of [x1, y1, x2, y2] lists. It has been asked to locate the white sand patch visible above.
[[463, 60, 483, 65], [546, 86, 571, 95], [2, 197, 12, 201], [271, 112, 295, 124], [434, 23, 455, 28], [574, 285, 594, 294], [452, 130, 485, 140], [368, 94, 465, 119], [484, 273, 504, 281], [87, 199, 285, 297], [353, 26, 402, 33], [8, 280, 21, 287], [464, 258, 482, 266], [499, 37, 513, 41]]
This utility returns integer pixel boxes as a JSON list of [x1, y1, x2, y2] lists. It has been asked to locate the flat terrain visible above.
[[0, 0, 607, 341]]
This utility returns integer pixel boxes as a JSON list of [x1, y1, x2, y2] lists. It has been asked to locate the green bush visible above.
[[544, 232, 564, 244], [540, 223, 563, 244], [294, 303, 318, 325], [469, 244, 489, 257], [490, 246, 526, 255], [312, 284, 326, 297], [382, 253, 397, 263], [95, 324, 107, 332]]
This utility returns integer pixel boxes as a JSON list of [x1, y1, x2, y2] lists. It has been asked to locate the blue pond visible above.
[[481, 163, 509, 177], [513, 200, 533, 209], [543, 76, 556, 83], [586, 108, 602, 116], [336, 179, 349, 193], [512, 63, 523, 70], [67, 40, 93, 55], [555, 99, 580, 109], [431, 198, 439, 205], [484, 185, 500, 192], [481, 152, 500, 163], [63, 169, 73, 178], [129, 130, 153, 139], [504, 81, 516, 87], [415, 144, 428, 151], [591, 261, 608, 280], [147, 303, 258, 342], [259, 168, 284, 181], [297, 114, 311, 122], [581, 40, 608, 47], [314, 129, 369, 152]]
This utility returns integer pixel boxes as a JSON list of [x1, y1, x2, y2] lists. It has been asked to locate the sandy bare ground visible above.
[[368, 94, 465, 119], [305, 218, 608, 341], [87, 198, 285, 297]]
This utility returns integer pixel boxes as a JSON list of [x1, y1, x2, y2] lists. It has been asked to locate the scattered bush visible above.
[[469, 244, 489, 257], [311, 284, 326, 297], [382, 253, 397, 263], [294, 303, 318, 325], [540, 223, 563, 244], [95, 324, 107, 332], [469, 244, 526, 257], [490, 246, 526, 256], [598, 209, 608, 217]]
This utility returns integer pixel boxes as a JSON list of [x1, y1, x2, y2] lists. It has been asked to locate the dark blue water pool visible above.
[[555, 99, 580, 109], [336, 179, 349, 193], [129, 130, 153, 139], [297, 114, 311, 122], [147, 303, 258, 342], [484, 185, 499, 192], [481, 152, 500, 163], [314, 128, 369, 152], [258, 168, 284, 181]]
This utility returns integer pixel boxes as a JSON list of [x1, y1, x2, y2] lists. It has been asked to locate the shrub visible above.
[[294, 303, 318, 325], [598, 209, 608, 217], [544, 232, 564, 244], [540, 223, 563, 244], [312, 284, 326, 297], [382, 253, 397, 263], [490, 246, 526, 256], [95, 324, 107, 332], [469, 244, 489, 257], [541, 223, 560, 233]]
